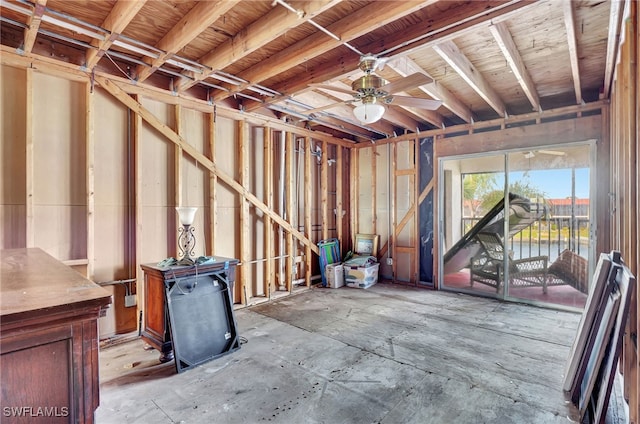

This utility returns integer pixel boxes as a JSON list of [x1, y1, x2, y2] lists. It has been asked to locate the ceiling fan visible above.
[[309, 55, 442, 124], [523, 150, 566, 159]]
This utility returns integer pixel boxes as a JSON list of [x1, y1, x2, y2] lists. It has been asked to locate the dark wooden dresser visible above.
[[0, 248, 112, 424], [140, 257, 240, 372]]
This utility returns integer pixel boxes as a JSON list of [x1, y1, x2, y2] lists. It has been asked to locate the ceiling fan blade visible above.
[[380, 73, 433, 94], [385, 95, 442, 110], [309, 83, 355, 96], [538, 150, 566, 156], [304, 100, 353, 115]]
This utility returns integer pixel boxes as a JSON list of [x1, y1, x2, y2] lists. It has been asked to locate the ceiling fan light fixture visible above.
[[353, 98, 385, 124]]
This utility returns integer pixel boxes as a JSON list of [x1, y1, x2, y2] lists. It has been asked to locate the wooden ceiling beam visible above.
[[22, 0, 47, 54], [603, 0, 623, 99], [211, 0, 436, 101], [489, 21, 541, 112], [239, 0, 531, 114], [562, 1, 582, 104], [387, 56, 474, 124], [136, 0, 240, 83], [180, 0, 342, 92], [433, 40, 506, 117], [85, 0, 147, 70]]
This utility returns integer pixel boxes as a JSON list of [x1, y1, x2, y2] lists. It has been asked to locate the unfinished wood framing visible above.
[[132, 96, 143, 328], [25, 67, 34, 248], [371, 145, 377, 235], [0, 2, 635, 407], [85, 82, 95, 279], [390, 142, 397, 281], [413, 138, 420, 283], [0, 2, 637, 419], [350, 147, 358, 251], [304, 137, 313, 287], [285, 132, 294, 292], [336, 146, 344, 246], [21, 0, 46, 55], [609, 3, 639, 420], [94, 76, 319, 256], [174, 105, 183, 258], [321, 140, 329, 242], [84, 0, 147, 70], [264, 127, 274, 296], [238, 120, 250, 305], [393, 140, 418, 284], [207, 112, 217, 255]]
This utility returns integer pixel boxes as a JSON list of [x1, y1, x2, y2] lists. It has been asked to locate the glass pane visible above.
[[441, 154, 506, 297], [504, 145, 591, 308]]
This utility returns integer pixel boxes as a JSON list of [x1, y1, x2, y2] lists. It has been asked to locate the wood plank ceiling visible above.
[[0, 0, 623, 143]]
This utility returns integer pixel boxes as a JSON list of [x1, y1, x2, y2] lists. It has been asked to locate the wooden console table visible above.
[[140, 257, 240, 370], [0, 248, 112, 424]]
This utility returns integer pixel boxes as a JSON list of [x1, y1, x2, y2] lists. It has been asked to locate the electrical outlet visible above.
[[125, 295, 137, 308], [386, 257, 393, 266]]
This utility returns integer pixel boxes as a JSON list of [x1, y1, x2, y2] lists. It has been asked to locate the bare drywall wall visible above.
[[0, 65, 26, 249], [93, 87, 135, 337], [213, 115, 239, 258], [138, 97, 174, 264], [32, 72, 86, 260]]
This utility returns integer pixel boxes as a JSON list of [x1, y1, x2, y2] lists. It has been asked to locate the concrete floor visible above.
[[96, 283, 627, 424]]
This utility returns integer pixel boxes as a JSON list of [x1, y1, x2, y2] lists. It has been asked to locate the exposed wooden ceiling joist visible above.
[[211, 0, 436, 102], [0, 0, 613, 142], [433, 40, 507, 117], [489, 21, 541, 112], [180, 0, 342, 92], [603, 0, 624, 99], [387, 57, 474, 124], [563, 0, 582, 105], [85, 0, 147, 70], [135, 0, 240, 83], [240, 1, 530, 116], [22, 0, 46, 54]]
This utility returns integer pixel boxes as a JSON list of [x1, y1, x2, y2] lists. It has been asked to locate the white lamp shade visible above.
[[353, 102, 385, 124], [176, 207, 198, 226]]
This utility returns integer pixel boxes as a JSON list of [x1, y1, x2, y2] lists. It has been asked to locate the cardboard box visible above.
[[344, 262, 379, 289], [326, 263, 344, 288]]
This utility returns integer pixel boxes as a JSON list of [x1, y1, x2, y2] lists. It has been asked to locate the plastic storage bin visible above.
[[343, 256, 379, 289]]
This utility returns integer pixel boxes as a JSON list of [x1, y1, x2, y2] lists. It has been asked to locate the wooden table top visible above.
[[1, 248, 112, 322], [141, 256, 239, 277]]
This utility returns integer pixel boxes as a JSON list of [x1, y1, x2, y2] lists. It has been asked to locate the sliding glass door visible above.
[[440, 143, 593, 309]]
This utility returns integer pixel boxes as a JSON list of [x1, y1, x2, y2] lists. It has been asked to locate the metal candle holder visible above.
[[176, 207, 198, 266]]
